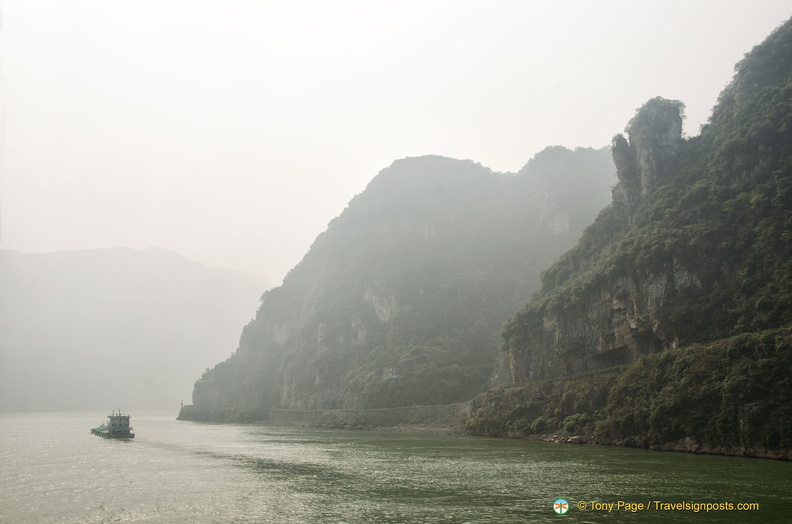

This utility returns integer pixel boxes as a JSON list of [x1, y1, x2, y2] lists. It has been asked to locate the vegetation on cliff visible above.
[[503, 18, 792, 381], [466, 327, 792, 458], [462, 18, 792, 458], [600, 328, 792, 454], [188, 19, 792, 460], [190, 149, 615, 412]]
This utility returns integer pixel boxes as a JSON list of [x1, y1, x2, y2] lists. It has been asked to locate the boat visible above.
[[90, 410, 135, 439]]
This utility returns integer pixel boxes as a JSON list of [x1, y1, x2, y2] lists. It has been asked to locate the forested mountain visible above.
[[465, 18, 792, 457], [186, 148, 615, 416], [0, 247, 263, 411], [501, 18, 792, 384], [183, 18, 791, 457]]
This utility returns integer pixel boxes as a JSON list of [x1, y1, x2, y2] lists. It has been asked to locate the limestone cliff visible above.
[[503, 99, 693, 383], [611, 97, 684, 201], [502, 18, 792, 386], [505, 261, 701, 383], [188, 149, 616, 414]]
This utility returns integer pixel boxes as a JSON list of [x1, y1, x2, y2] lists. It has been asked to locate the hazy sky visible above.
[[1, 1, 789, 284]]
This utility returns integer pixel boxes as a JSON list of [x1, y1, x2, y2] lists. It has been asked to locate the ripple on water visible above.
[[1, 413, 790, 523]]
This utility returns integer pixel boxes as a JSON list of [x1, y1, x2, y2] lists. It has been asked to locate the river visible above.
[[1, 412, 789, 523]]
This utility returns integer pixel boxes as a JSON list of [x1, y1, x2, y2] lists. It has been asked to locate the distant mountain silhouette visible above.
[[0, 247, 264, 411]]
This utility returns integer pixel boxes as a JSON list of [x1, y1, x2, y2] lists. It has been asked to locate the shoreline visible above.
[[178, 407, 790, 460]]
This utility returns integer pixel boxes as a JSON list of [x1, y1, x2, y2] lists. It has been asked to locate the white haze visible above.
[[0, 0, 790, 284], [0, 247, 265, 411]]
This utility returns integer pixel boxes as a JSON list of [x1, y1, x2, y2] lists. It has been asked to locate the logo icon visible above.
[[554, 498, 569, 515]]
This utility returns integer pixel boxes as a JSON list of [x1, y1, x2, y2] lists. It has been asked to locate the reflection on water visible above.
[[1, 412, 790, 523]]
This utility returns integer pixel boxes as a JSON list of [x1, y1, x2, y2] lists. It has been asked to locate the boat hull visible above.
[[90, 429, 135, 438], [90, 412, 135, 439]]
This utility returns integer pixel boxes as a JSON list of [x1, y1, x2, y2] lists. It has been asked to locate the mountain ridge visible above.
[[501, 18, 792, 384], [466, 17, 792, 457], [187, 148, 616, 413]]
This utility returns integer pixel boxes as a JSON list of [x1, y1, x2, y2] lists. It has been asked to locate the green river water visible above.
[[1, 412, 789, 523]]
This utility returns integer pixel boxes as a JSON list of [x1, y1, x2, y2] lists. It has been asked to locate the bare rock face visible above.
[[506, 262, 701, 384], [612, 97, 684, 201], [503, 98, 689, 386], [611, 134, 640, 201]]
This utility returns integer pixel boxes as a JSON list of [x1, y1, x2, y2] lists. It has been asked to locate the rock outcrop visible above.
[[612, 97, 684, 202]]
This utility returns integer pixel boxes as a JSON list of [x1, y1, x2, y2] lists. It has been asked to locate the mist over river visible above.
[[1, 412, 789, 523]]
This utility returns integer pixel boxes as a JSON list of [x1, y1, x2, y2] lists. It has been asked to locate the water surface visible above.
[[1, 412, 789, 522]]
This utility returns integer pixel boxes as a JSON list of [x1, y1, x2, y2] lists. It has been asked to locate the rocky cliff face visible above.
[[502, 18, 792, 386], [611, 97, 684, 201], [189, 149, 616, 413], [506, 261, 701, 383], [504, 99, 691, 383]]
